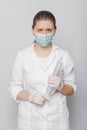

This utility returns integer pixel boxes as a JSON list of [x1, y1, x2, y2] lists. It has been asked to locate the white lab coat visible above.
[[9, 43, 77, 130]]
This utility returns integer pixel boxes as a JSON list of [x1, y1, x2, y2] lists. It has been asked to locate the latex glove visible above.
[[46, 75, 63, 100], [28, 92, 49, 105], [48, 75, 61, 90]]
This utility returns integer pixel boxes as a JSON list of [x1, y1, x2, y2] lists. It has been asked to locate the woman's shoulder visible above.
[[14, 45, 33, 62], [53, 44, 73, 63], [17, 44, 33, 56], [53, 44, 69, 56]]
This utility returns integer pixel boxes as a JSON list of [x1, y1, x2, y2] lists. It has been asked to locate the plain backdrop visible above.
[[0, 0, 87, 130]]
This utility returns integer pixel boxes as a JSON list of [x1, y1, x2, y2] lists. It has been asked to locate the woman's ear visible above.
[[32, 29, 35, 35], [54, 29, 56, 35]]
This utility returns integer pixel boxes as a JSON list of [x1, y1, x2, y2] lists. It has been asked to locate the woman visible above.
[[9, 10, 77, 130]]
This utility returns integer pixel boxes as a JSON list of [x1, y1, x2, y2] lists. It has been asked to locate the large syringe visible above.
[[46, 59, 63, 99]]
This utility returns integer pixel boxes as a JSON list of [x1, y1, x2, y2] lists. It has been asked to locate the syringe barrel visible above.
[[46, 60, 63, 99]]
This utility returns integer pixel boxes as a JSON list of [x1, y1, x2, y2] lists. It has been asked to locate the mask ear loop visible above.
[[51, 34, 57, 45]]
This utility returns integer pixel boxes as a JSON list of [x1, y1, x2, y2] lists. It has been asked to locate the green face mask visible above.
[[34, 33, 54, 47]]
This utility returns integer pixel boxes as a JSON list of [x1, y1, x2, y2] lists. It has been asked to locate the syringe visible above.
[[46, 59, 63, 99]]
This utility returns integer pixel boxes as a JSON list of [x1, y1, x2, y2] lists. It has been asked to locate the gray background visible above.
[[0, 0, 87, 130]]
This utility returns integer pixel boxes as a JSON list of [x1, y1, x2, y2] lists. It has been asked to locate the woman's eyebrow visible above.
[[46, 28, 52, 30]]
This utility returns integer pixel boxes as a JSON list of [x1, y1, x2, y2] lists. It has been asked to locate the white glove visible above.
[[28, 92, 49, 105], [46, 75, 63, 100], [48, 75, 62, 90]]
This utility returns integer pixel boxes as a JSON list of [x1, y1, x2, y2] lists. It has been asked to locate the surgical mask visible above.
[[34, 33, 54, 47]]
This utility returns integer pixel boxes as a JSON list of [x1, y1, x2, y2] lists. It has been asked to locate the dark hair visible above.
[[32, 10, 56, 29]]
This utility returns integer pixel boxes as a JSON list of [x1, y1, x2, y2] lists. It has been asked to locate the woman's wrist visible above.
[[57, 82, 64, 91]]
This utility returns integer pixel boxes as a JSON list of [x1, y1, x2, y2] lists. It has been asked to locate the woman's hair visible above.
[[32, 10, 56, 29]]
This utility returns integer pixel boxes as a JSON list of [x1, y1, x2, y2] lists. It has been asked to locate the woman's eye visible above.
[[47, 29, 51, 32], [37, 29, 43, 32], [36, 29, 52, 33]]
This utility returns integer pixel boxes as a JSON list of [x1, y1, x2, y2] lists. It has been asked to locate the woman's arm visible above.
[[59, 51, 77, 95], [58, 84, 74, 95], [16, 90, 30, 101]]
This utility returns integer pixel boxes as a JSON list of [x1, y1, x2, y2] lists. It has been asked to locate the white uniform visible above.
[[9, 43, 77, 130]]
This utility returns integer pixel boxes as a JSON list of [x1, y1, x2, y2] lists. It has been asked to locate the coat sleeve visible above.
[[62, 51, 77, 92], [8, 52, 24, 102]]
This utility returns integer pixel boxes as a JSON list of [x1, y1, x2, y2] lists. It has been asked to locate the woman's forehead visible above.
[[35, 20, 54, 28]]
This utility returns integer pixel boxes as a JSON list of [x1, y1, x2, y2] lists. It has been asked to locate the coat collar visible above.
[[31, 43, 60, 72]]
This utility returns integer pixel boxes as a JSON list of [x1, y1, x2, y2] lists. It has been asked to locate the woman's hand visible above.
[[28, 92, 49, 105], [16, 90, 49, 104], [48, 75, 61, 90], [48, 75, 74, 96]]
